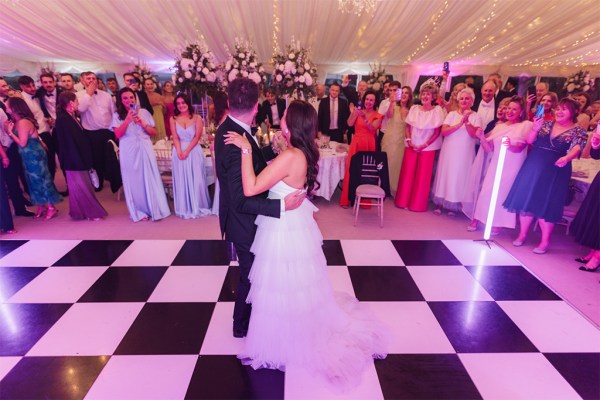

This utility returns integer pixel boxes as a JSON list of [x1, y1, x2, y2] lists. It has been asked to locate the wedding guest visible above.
[[97, 79, 107, 92], [473, 80, 498, 129], [381, 85, 412, 193], [106, 77, 119, 97], [504, 77, 518, 97], [341, 78, 367, 144], [212, 91, 229, 125], [112, 88, 170, 222], [170, 94, 211, 218], [258, 87, 285, 129], [504, 98, 587, 254], [317, 82, 350, 143], [122, 73, 153, 115], [572, 92, 591, 131], [443, 82, 466, 113], [529, 92, 558, 121], [4, 97, 61, 220], [0, 144, 16, 234], [526, 81, 549, 116], [59, 73, 77, 94], [571, 126, 600, 272], [54, 92, 107, 220], [377, 80, 401, 152], [432, 87, 481, 215], [162, 81, 175, 138], [143, 78, 167, 142], [394, 83, 445, 211], [469, 96, 532, 234], [77, 71, 116, 191], [588, 101, 600, 131], [340, 90, 383, 208], [18, 75, 56, 178], [462, 97, 511, 223], [309, 83, 326, 111]]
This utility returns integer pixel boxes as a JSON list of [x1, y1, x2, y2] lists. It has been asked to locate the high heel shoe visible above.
[[34, 208, 46, 219], [44, 208, 58, 221], [533, 247, 547, 254], [575, 257, 590, 263], [579, 265, 600, 273]]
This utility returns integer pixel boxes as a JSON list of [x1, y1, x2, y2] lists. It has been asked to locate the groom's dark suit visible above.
[[215, 115, 281, 335]]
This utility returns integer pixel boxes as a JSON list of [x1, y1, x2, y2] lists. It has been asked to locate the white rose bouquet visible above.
[[366, 63, 387, 92], [222, 38, 266, 88], [271, 39, 317, 99], [130, 61, 157, 84], [174, 42, 221, 96], [563, 70, 594, 94]]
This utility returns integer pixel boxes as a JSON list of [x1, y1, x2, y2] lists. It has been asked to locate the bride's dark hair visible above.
[[285, 100, 320, 196]]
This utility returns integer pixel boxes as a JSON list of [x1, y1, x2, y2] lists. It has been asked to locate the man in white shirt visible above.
[[60, 73, 77, 94], [473, 80, 498, 130], [377, 80, 400, 151], [309, 83, 326, 112], [77, 71, 116, 191], [18, 75, 56, 178]]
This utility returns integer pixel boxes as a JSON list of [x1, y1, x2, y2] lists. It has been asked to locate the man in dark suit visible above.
[[472, 80, 499, 129], [215, 78, 304, 338], [318, 82, 350, 143], [257, 87, 286, 129], [122, 73, 153, 115]]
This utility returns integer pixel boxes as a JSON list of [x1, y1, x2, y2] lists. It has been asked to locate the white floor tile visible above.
[[200, 302, 245, 355], [27, 303, 144, 356], [285, 361, 383, 400], [8, 267, 107, 303], [459, 353, 581, 400], [340, 240, 404, 266], [0, 357, 21, 381], [327, 266, 355, 296], [367, 302, 454, 354], [407, 265, 493, 301], [85, 355, 198, 400], [148, 266, 228, 302], [498, 301, 600, 352], [111, 240, 185, 266], [0, 240, 80, 267], [442, 240, 521, 266]]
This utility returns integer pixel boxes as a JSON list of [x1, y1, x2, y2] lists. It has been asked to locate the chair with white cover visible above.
[[351, 153, 387, 228], [154, 148, 173, 198]]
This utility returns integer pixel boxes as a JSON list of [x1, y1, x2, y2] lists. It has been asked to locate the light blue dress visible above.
[[111, 109, 171, 222], [172, 121, 211, 218]]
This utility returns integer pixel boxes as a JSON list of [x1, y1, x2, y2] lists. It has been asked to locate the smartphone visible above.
[[443, 61, 450, 73], [395, 88, 402, 101], [357, 100, 363, 110], [527, 86, 536, 97], [535, 105, 544, 119], [130, 104, 139, 112]]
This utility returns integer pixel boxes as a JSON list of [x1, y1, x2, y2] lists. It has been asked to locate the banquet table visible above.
[[153, 140, 215, 186], [571, 158, 600, 202], [313, 146, 347, 200]]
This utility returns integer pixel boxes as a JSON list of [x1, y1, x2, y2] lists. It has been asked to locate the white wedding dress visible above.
[[239, 180, 389, 389]]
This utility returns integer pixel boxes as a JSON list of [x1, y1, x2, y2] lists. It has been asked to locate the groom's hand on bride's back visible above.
[[284, 190, 306, 211]]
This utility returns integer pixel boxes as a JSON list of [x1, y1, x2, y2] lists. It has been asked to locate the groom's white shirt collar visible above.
[[228, 115, 257, 144]]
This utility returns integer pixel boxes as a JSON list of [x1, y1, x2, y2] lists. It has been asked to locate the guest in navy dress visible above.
[[0, 144, 16, 234], [504, 98, 588, 254]]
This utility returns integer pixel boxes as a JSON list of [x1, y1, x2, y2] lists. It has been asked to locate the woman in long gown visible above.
[[432, 87, 481, 215], [394, 83, 446, 211], [381, 86, 412, 194], [162, 81, 175, 138], [144, 78, 167, 143], [470, 97, 532, 234], [5, 97, 61, 220], [340, 90, 383, 208], [504, 98, 588, 253], [112, 88, 170, 222], [0, 145, 16, 234], [224, 100, 389, 389], [170, 94, 211, 218]]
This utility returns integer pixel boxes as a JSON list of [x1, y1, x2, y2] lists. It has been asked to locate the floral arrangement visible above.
[[130, 61, 157, 84], [271, 38, 317, 99], [222, 38, 265, 87], [366, 63, 387, 92], [173, 41, 220, 96], [563, 70, 594, 94]]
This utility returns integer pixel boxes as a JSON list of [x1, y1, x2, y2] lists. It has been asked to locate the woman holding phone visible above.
[[112, 88, 170, 222]]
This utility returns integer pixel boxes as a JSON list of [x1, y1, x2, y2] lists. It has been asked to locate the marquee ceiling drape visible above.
[[0, 0, 599, 81]]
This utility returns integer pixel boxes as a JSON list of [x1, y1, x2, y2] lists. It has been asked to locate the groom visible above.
[[215, 78, 305, 338]]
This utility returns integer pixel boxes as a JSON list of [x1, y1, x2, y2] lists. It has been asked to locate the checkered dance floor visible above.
[[0, 239, 598, 399]]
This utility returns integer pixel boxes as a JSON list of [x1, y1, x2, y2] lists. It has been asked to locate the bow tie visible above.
[[46, 92, 54, 97]]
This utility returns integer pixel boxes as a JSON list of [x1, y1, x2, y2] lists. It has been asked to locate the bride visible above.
[[224, 100, 389, 389]]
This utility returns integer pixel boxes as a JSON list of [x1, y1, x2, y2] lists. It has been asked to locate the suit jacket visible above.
[[214, 116, 280, 244], [341, 85, 359, 106], [136, 90, 154, 115], [318, 96, 350, 135], [54, 113, 92, 171], [472, 97, 499, 115], [258, 98, 286, 126], [36, 86, 63, 119]]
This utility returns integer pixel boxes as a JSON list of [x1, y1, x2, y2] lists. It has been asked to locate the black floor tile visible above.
[[544, 353, 600, 400], [429, 301, 538, 353], [392, 240, 462, 266], [348, 266, 424, 301], [0, 267, 46, 301], [375, 354, 482, 399], [0, 303, 71, 356], [0, 240, 27, 259], [77, 267, 167, 302], [465, 265, 561, 301], [0, 356, 108, 400], [322, 240, 346, 265], [114, 302, 214, 355], [185, 355, 284, 399], [53, 240, 133, 266], [218, 266, 240, 302], [171, 240, 231, 265]]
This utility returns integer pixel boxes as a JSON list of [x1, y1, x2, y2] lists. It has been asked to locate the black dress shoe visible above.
[[15, 210, 35, 217], [233, 329, 248, 338], [579, 265, 600, 273], [575, 257, 589, 263]]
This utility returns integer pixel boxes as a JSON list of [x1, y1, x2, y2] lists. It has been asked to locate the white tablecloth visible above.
[[313, 148, 346, 200], [571, 158, 600, 202], [154, 141, 214, 186]]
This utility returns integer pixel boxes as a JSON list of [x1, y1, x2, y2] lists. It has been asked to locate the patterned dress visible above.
[[18, 135, 62, 205]]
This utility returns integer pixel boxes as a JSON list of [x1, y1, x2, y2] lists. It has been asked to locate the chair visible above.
[[154, 148, 173, 198], [351, 153, 387, 228]]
